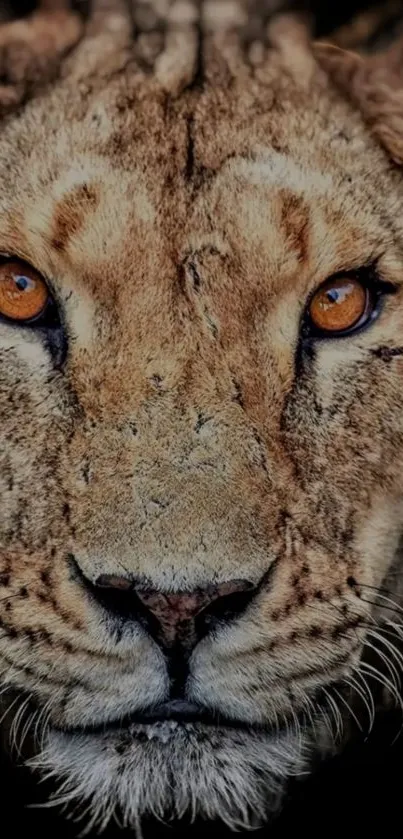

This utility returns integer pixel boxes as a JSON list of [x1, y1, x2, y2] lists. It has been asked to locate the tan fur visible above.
[[2, 0, 403, 830]]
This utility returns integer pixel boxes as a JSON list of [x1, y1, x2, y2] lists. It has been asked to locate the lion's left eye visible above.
[[0, 259, 51, 323], [307, 275, 373, 337]]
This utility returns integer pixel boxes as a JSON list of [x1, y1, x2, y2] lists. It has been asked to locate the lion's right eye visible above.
[[308, 274, 372, 336], [0, 259, 52, 324]]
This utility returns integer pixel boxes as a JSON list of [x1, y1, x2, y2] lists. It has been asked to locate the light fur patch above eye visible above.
[[231, 151, 333, 196]]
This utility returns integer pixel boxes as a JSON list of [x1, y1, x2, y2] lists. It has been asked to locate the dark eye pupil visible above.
[[326, 289, 339, 303], [15, 275, 29, 291]]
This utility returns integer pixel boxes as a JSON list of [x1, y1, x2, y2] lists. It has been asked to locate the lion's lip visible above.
[[62, 700, 266, 735], [128, 699, 210, 723]]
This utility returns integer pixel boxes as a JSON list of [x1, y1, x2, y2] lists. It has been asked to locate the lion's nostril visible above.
[[134, 580, 256, 648], [89, 573, 257, 650]]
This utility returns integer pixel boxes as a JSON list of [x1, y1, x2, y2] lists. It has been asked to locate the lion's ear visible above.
[[315, 39, 403, 166]]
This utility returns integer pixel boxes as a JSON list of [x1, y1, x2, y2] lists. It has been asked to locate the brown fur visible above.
[[2, 0, 403, 830]]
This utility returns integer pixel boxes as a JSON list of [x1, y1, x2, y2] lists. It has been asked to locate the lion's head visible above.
[[2, 0, 403, 831]]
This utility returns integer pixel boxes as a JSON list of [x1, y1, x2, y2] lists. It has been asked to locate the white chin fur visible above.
[[29, 723, 310, 833]]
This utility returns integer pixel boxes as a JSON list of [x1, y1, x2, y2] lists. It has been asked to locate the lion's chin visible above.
[[28, 721, 310, 832]]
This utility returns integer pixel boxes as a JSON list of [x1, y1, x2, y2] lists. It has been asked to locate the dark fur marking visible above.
[[188, 259, 201, 291], [44, 590, 83, 631], [194, 411, 212, 433], [51, 183, 99, 252], [0, 617, 17, 639], [347, 575, 358, 588], [269, 652, 355, 687], [185, 114, 196, 182], [279, 189, 310, 265], [371, 346, 403, 362], [231, 378, 245, 408], [80, 457, 91, 483], [129, 421, 138, 437], [308, 625, 323, 638], [251, 428, 270, 476], [150, 374, 164, 391], [40, 569, 51, 586], [331, 617, 362, 639], [0, 647, 86, 689]]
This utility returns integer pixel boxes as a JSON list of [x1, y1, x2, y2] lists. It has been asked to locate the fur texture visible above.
[[2, 0, 403, 832]]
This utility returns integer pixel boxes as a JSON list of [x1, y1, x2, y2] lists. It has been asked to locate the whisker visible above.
[[356, 583, 403, 602], [343, 670, 375, 734], [9, 694, 32, 756], [34, 697, 53, 749], [0, 693, 22, 728], [363, 636, 402, 691], [358, 587, 403, 616], [20, 708, 38, 751], [366, 628, 403, 670], [321, 687, 344, 741], [0, 593, 28, 604], [357, 597, 403, 617], [331, 685, 363, 732], [359, 660, 403, 711], [385, 619, 403, 641]]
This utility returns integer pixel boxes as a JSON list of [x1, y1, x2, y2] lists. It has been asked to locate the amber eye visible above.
[[308, 275, 371, 335], [0, 260, 49, 323]]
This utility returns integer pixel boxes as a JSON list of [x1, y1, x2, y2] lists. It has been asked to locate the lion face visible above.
[[2, 3, 403, 831]]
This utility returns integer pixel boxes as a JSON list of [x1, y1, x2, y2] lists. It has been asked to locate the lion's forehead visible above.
[[0, 39, 399, 429], [0, 112, 391, 313], [0, 19, 396, 318]]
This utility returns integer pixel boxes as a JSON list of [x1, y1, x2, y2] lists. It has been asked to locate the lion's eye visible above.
[[0, 260, 51, 323], [308, 275, 372, 336]]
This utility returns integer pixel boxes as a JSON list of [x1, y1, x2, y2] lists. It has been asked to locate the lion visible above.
[[2, 0, 403, 832]]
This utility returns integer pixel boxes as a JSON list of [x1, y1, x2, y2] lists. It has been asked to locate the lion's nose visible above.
[[93, 573, 257, 650]]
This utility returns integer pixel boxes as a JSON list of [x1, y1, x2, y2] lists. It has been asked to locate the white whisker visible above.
[[359, 660, 403, 711], [331, 685, 363, 733]]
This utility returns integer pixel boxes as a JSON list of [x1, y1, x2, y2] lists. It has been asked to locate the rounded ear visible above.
[[315, 39, 403, 166]]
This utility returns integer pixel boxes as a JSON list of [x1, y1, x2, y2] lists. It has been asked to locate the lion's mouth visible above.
[[55, 686, 337, 741], [62, 699, 272, 737]]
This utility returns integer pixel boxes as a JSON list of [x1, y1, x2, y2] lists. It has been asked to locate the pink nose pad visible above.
[[95, 574, 256, 648]]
